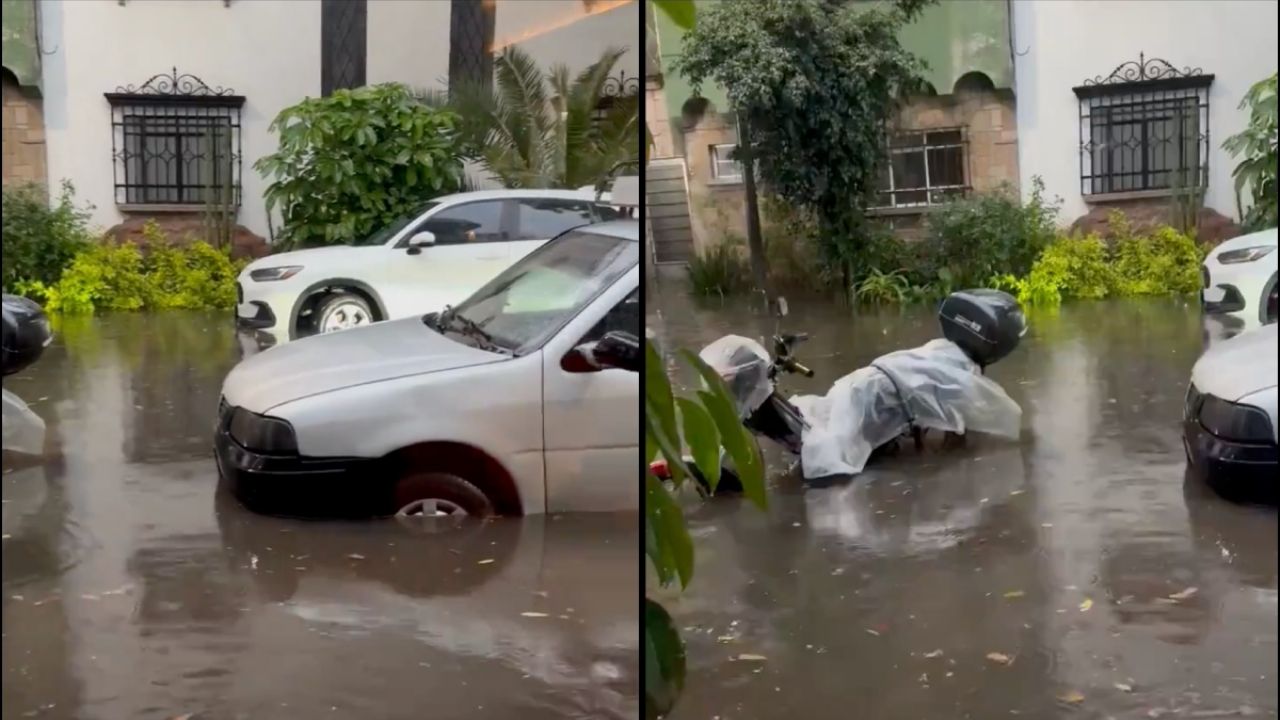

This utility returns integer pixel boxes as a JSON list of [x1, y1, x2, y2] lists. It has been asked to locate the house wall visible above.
[[2, 71, 46, 187], [39, 0, 639, 241], [1011, 0, 1279, 225]]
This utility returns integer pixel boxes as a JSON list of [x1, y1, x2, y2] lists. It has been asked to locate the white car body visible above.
[[218, 219, 640, 516], [1201, 227, 1278, 325], [236, 189, 618, 343], [1190, 322, 1279, 444]]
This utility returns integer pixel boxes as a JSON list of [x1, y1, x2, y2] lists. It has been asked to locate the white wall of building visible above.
[[39, 0, 322, 239], [40, 0, 639, 240], [1011, 0, 1278, 224]]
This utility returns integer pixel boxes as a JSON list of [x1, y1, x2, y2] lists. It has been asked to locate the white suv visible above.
[[236, 189, 621, 343]]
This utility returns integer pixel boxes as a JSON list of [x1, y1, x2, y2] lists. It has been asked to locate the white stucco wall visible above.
[[1011, 0, 1279, 224], [39, 0, 322, 239], [39, 0, 639, 239]]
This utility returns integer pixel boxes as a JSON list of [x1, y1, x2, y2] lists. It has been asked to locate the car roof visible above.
[[574, 219, 640, 241], [431, 188, 602, 204]]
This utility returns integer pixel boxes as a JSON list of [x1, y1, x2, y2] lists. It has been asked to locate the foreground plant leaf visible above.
[[679, 350, 767, 510], [645, 472, 693, 589], [645, 599, 686, 720]]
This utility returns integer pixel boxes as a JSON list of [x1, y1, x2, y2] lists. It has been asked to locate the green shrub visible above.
[[853, 268, 911, 305], [2, 181, 94, 291], [28, 227, 243, 315], [1110, 220, 1203, 297], [920, 177, 1060, 289], [687, 238, 750, 297], [254, 83, 466, 250]]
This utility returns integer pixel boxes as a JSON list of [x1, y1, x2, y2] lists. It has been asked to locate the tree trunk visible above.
[[738, 114, 771, 307]]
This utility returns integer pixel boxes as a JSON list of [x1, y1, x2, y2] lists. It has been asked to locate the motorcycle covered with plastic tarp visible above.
[[2, 294, 53, 456]]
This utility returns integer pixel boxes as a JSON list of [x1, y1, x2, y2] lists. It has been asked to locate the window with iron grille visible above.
[[1073, 53, 1212, 196], [105, 69, 244, 208], [594, 71, 639, 124], [709, 143, 742, 182], [875, 128, 968, 208]]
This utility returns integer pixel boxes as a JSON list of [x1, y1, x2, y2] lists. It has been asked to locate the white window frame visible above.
[[874, 128, 969, 209], [709, 143, 743, 182]]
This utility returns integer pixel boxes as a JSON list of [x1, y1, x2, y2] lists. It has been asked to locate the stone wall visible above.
[[1, 70, 46, 188], [104, 214, 270, 261]]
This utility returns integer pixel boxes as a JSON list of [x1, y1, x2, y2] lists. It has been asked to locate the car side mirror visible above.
[[406, 231, 436, 255], [561, 331, 641, 373]]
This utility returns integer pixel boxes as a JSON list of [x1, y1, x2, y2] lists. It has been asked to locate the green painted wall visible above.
[[653, 0, 1012, 142], [1, 0, 41, 91]]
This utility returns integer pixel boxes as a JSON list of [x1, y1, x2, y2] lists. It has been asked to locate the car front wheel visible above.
[[316, 292, 374, 334], [392, 472, 495, 519]]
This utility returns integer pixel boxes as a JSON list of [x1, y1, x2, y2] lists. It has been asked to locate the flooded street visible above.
[[2, 313, 638, 720], [649, 288, 1277, 720]]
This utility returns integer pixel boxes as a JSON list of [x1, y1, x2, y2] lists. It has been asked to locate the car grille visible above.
[[218, 396, 234, 431], [1201, 266, 1210, 290], [236, 282, 243, 304]]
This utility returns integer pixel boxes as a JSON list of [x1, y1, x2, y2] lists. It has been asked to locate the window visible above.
[[710, 144, 742, 182], [418, 201, 508, 244], [1073, 54, 1212, 196], [875, 128, 967, 208], [582, 288, 640, 343], [515, 199, 594, 240], [106, 69, 244, 208]]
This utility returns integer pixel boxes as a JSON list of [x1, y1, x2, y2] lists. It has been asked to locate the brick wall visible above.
[[1, 71, 46, 188]]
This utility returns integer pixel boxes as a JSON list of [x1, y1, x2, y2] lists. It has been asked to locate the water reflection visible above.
[[3, 311, 638, 720], [649, 289, 1276, 720]]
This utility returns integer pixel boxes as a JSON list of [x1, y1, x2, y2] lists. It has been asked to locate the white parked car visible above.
[[1183, 322, 1277, 499], [236, 189, 622, 343], [216, 212, 640, 518], [1201, 227, 1277, 326]]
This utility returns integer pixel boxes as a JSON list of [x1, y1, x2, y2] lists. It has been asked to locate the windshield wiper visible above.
[[436, 305, 511, 355]]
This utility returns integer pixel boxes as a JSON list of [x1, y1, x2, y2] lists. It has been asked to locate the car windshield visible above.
[[347, 202, 440, 246], [432, 228, 637, 355]]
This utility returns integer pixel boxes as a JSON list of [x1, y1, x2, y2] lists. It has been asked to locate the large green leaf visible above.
[[676, 396, 720, 493], [645, 472, 693, 589], [653, 0, 696, 29], [679, 350, 767, 510], [644, 598, 687, 720]]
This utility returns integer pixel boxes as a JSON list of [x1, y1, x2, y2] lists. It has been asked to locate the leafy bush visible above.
[[853, 268, 911, 304], [2, 181, 94, 291], [992, 223, 1205, 307], [254, 83, 466, 250], [22, 225, 242, 314], [687, 239, 750, 297], [1222, 72, 1277, 232], [920, 178, 1060, 289]]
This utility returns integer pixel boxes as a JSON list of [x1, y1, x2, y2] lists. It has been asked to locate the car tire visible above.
[[314, 292, 374, 335], [392, 472, 495, 519]]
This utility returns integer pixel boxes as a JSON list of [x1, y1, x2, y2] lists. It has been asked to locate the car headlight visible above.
[[1198, 394, 1274, 443], [228, 408, 299, 454], [249, 266, 303, 282], [1216, 246, 1275, 264]]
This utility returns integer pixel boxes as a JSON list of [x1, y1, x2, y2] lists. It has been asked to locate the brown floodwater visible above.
[[2, 313, 638, 720], [647, 285, 1277, 720]]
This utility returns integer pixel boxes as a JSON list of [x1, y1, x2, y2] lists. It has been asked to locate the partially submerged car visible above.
[[216, 181, 642, 518], [236, 189, 621, 344], [1183, 322, 1277, 499], [1201, 227, 1277, 326]]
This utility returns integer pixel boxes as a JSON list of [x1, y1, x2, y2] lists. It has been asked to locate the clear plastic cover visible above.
[[698, 335, 775, 418], [790, 339, 1022, 479], [2, 388, 46, 456]]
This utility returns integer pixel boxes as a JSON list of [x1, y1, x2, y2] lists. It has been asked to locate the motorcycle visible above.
[[2, 294, 54, 456], [650, 289, 1027, 490]]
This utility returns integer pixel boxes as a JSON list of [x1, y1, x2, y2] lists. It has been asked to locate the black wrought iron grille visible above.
[[594, 71, 640, 122], [1074, 54, 1214, 196], [106, 69, 244, 207], [875, 127, 969, 208]]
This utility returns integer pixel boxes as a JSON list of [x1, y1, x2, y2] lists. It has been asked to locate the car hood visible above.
[[1207, 227, 1278, 260], [223, 317, 505, 413], [1191, 322, 1278, 401], [241, 245, 377, 274]]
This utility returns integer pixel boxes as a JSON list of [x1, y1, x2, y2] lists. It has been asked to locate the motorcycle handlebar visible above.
[[780, 357, 815, 378]]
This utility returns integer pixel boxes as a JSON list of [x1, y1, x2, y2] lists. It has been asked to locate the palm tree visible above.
[[424, 47, 640, 190]]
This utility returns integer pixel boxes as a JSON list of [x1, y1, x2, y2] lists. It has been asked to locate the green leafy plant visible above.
[[2, 181, 94, 292], [426, 47, 640, 190], [686, 238, 750, 296], [645, 337, 766, 720], [1222, 72, 1278, 232], [28, 223, 243, 315], [920, 178, 1060, 289], [853, 268, 911, 304], [673, 0, 934, 283], [254, 83, 466, 250]]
